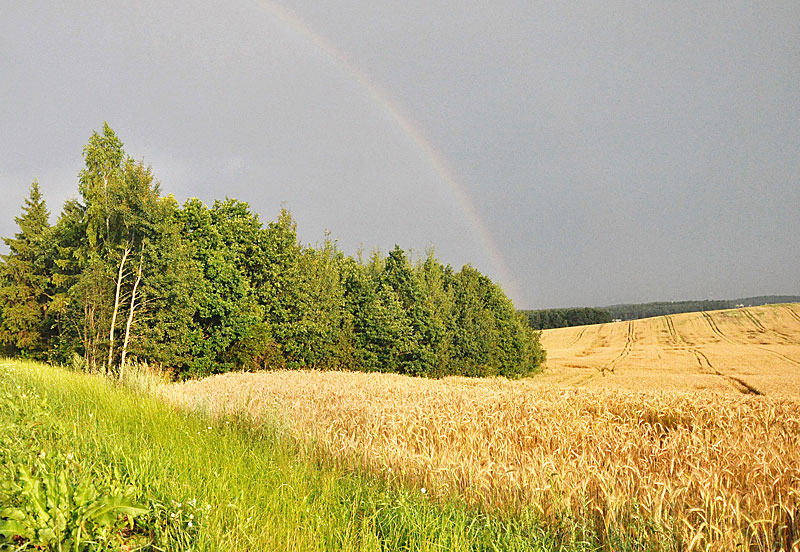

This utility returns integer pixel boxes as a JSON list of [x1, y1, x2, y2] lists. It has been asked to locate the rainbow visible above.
[[255, 1, 521, 302]]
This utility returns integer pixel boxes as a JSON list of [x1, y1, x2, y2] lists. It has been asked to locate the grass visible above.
[[0, 358, 610, 552]]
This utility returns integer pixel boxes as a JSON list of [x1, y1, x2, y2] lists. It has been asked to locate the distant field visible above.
[[538, 303, 800, 397]]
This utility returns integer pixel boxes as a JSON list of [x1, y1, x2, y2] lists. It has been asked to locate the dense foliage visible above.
[[0, 124, 544, 379], [521, 308, 612, 330]]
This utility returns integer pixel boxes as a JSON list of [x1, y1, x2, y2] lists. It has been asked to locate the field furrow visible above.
[[783, 304, 800, 325]]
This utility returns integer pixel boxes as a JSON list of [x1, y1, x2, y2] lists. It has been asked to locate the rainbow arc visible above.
[[255, 0, 521, 302]]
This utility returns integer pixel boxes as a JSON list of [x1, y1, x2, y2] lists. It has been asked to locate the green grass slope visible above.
[[0, 359, 602, 552]]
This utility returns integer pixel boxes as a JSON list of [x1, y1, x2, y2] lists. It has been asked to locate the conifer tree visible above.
[[0, 182, 53, 358]]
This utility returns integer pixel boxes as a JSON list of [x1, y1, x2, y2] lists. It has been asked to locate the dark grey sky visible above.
[[2, 1, 798, 308]]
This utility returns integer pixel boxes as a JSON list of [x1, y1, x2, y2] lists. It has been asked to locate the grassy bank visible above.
[[0, 359, 596, 551]]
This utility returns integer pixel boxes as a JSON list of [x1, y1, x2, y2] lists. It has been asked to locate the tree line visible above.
[[522, 295, 800, 330], [0, 124, 545, 379], [520, 307, 612, 330], [602, 297, 800, 321]]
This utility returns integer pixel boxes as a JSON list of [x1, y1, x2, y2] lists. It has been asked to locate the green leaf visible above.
[[38, 525, 57, 543], [108, 496, 149, 517], [0, 508, 26, 521], [0, 519, 29, 538]]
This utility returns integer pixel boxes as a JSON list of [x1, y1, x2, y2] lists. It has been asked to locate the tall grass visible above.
[[1, 359, 597, 551]]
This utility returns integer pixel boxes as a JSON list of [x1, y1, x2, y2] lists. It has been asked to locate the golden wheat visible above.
[[163, 304, 800, 550]]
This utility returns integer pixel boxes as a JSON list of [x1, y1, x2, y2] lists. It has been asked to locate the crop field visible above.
[[538, 303, 800, 397], [166, 301, 800, 552]]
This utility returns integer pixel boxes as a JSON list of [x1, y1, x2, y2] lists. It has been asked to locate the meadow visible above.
[[165, 304, 800, 551]]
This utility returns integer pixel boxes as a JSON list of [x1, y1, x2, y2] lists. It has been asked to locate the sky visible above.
[[1, 1, 798, 309]]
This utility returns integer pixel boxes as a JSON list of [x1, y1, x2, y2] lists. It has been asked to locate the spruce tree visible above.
[[0, 182, 52, 357]]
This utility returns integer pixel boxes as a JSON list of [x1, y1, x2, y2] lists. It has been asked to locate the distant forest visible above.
[[521, 308, 612, 330], [0, 124, 545, 379], [522, 296, 800, 330], [602, 296, 800, 321]]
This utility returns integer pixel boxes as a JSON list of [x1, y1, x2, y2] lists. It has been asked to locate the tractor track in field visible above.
[[567, 327, 588, 349], [702, 312, 735, 344], [754, 347, 800, 369], [604, 321, 634, 374], [541, 306, 798, 395], [666, 314, 762, 395], [664, 316, 686, 349], [741, 308, 796, 345], [781, 305, 800, 325], [703, 310, 800, 370], [742, 308, 768, 332], [771, 330, 796, 345]]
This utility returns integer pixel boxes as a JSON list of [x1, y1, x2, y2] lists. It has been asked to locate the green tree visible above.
[[0, 124, 545, 381], [47, 197, 89, 364], [415, 251, 456, 376], [0, 182, 53, 358], [344, 247, 418, 374], [79, 122, 125, 252], [380, 246, 429, 375], [60, 122, 129, 372], [122, 194, 202, 374], [47, 124, 203, 376], [289, 239, 353, 369], [179, 198, 272, 376], [450, 265, 544, 378], [76, 127, 166, 374], [450, 266, 498, 376]]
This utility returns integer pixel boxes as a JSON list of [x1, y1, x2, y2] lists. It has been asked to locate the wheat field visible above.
[[165, 304, 800, 550], [538, 303, 800, 397]]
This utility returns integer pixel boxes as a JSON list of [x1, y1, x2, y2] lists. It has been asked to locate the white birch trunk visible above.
[[107, 245, 130, 376], [120, 251, 144, 381]]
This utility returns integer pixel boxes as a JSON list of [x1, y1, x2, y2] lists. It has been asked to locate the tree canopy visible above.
[[0, 125, 545, 379]]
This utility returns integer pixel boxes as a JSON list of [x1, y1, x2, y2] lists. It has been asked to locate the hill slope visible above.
[[538, 303, 800, 397]]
